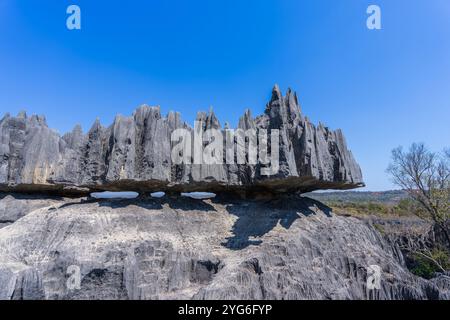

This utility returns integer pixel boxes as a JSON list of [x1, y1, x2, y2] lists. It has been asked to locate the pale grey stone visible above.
[[0, 194, 447, 300], [0, 86, 364, 196]]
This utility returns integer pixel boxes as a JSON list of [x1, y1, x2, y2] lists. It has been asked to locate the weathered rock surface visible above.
[[0, 193, 66, 229], [0, 86, 363, 196], [0, 194, 448, 300]]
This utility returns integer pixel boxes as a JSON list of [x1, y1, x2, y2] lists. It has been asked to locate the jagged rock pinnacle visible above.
[[0, 86, 364, 196]]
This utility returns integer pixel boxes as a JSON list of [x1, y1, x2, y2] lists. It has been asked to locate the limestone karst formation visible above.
[[0, 85, 363, 196], [2, 87, 450, 301], [1, 194, 449, 300]]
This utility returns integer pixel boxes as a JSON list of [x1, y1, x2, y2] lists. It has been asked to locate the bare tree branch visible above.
[[387, 143, 450, 248]]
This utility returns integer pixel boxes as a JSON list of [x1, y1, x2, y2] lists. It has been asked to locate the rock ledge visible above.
[[0, 86, 364, 196]]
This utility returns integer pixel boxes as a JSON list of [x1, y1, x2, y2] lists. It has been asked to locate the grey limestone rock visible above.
[[0, 86, 364, 196], [0, 193, 66, 228], [0, 194, 448, 300]]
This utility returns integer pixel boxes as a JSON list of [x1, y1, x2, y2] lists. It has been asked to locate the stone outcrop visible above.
[[0, 193, 448, 300], [0, 86, 363, 196], [0, 193, 66, 229]]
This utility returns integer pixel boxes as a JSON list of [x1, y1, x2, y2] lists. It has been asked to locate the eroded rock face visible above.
[[0, 193, 66, 229], [0, 86, 363, 196], [0, 195, 448, 300]]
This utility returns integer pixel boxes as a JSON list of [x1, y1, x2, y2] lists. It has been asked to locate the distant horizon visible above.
[[309, 189, 406, 194], [1, 1, 449, 192]]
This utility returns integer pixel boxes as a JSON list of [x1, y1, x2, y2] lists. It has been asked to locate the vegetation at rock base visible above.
[[387, 143, 450, 248], [408, 248, 450, 279]]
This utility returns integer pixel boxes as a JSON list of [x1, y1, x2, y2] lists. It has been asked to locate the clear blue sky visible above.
[[1, 0, 449, 191]]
